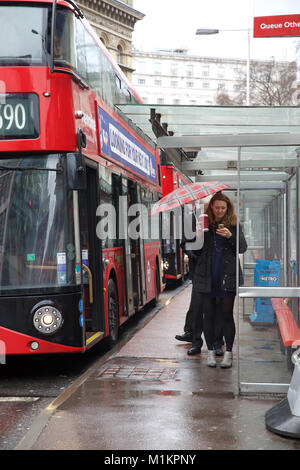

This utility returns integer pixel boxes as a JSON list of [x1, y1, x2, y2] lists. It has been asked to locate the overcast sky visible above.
[[132, 0, 299, 62]]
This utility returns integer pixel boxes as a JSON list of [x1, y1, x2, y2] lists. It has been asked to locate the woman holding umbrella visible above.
[[192, 192, 247, 368]]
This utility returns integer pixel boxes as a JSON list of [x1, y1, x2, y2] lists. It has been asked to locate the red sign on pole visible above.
[[254, 14, 300, 38]]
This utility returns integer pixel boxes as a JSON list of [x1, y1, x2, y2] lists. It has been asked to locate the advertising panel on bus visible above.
[[98, 106, 157, 185]]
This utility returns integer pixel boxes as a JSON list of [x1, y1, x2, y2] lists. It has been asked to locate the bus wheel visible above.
[[108, 278, 119, 345]]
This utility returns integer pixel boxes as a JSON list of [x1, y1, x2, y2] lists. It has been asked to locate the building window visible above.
[[117, 45, 123, 64], [233, 67, 241, 78], [202, 82, 209, 89], [138, 79, 146, 85], [233, 84, 241, 92], [100, 36, 107, 47], [187, 64, 194, 77], [187, 81, 194, 88], [173, 99, 180, 104], [137, 61, 145, 73], [154, 79, 162, 86], [170, 63, 178, 75], [218, 83, 226, 90], [217, 66, 225, 78], [202, 66, 209, 77], [154, 62, 162, 74], [171, 80, 178, 87], [157, 98, 164, 104]]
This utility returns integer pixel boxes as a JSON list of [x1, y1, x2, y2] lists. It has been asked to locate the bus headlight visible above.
[[33, 305, 63, 335], [163, 260, 170, 271]]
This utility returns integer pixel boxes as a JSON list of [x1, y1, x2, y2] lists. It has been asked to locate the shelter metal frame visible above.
[[116, 103, 300, 395]]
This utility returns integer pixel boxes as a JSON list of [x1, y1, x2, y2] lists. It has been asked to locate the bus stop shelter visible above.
[[117, 104, 300, 403]]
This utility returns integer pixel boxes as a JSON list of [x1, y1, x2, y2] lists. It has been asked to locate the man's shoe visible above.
[[187, 347, 201, 356], [175, 332, 192, 342], [215, 347, 224, 357]]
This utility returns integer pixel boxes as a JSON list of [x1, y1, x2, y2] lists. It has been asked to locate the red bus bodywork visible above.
[[161, 164, 191, 283], [0, 0, 162, 354]]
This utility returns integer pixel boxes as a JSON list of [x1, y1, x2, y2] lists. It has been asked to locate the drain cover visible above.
[[99, 366, 177, 380]]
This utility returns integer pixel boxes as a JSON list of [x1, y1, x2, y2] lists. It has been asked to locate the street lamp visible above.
[[196, 28, 251, 106]]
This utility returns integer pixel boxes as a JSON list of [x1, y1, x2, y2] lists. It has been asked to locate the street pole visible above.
[[246, 27, 250, 106]]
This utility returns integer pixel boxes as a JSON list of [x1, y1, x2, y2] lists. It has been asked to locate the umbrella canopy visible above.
[[150, 182, 230, 215]]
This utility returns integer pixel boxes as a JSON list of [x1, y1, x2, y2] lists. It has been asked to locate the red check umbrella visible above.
[[150, 182, 230, 215]]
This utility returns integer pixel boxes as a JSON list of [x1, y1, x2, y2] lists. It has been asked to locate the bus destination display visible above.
[[0, 93, 39, 140]]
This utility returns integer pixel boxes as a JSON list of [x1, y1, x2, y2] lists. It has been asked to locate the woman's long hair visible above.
[[206, 192, 237, 227]]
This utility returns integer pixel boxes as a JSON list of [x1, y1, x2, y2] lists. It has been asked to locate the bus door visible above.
[[135, 182, 147, 306], [163, 210, 181, 280], [78, 165, 104, 335], [123, 179, 146, 313]]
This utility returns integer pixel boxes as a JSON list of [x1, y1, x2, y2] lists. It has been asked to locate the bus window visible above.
[[0, 5, 48, 66], [54, 7, 76, 69], [74, 15, 88, 81], [0, 156, 79, 292]]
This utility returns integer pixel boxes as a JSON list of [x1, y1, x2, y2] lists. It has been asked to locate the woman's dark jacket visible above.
[[192, 224, 247, 294]]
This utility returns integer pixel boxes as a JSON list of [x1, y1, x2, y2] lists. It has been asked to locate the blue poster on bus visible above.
[[98, 106, 157, 184]]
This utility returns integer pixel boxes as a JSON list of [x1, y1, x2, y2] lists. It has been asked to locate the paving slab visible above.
[[16, 284, 300, 450]]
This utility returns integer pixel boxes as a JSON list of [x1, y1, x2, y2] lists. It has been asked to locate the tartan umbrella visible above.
[[150, 182, 230, 215]]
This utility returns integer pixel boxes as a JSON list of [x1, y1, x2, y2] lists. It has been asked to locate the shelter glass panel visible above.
[[238, 147, 298, 392]]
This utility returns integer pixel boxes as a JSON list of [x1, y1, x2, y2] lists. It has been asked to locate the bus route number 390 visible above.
[[0, 102, 26, 130], [0, 93, 39, 139]]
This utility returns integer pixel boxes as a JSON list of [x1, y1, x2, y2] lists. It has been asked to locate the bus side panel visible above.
[[161, 165, 191, 284], [161, 166, 175, 196], [144, 241, 160, 301], [0, 326, 84, 355], [72, 81, 98, 157]]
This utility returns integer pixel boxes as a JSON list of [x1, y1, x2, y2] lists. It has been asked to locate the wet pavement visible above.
[[16, 283, 300, 450]]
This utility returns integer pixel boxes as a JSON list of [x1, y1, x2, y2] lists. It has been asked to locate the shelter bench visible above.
[[271, 298, 300, 348]]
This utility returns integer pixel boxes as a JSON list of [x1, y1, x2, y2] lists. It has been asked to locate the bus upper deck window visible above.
[[54, 8, 76, 69]]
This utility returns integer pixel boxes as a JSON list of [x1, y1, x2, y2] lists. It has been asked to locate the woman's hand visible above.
[[216, 227, 232, 239]]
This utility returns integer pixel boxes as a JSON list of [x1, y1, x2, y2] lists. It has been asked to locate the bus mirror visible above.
[[66, 153, 87, 190]]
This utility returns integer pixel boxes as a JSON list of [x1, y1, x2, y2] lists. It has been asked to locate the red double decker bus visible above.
[[161, 164, 191, 284], [0, 0, 162, 354]]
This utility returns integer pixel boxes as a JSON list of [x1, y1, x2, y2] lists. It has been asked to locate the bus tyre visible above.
[[108, 278, 119, 346]]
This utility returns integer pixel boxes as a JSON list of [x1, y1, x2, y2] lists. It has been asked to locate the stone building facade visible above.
[[77, 0, 144, 79], [132, 49, 298, 106], [132, 49, 246, 105]]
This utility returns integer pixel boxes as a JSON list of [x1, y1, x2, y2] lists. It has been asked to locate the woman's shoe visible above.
[[206, 350, 217, 367], [220, 351, 232, 368]]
